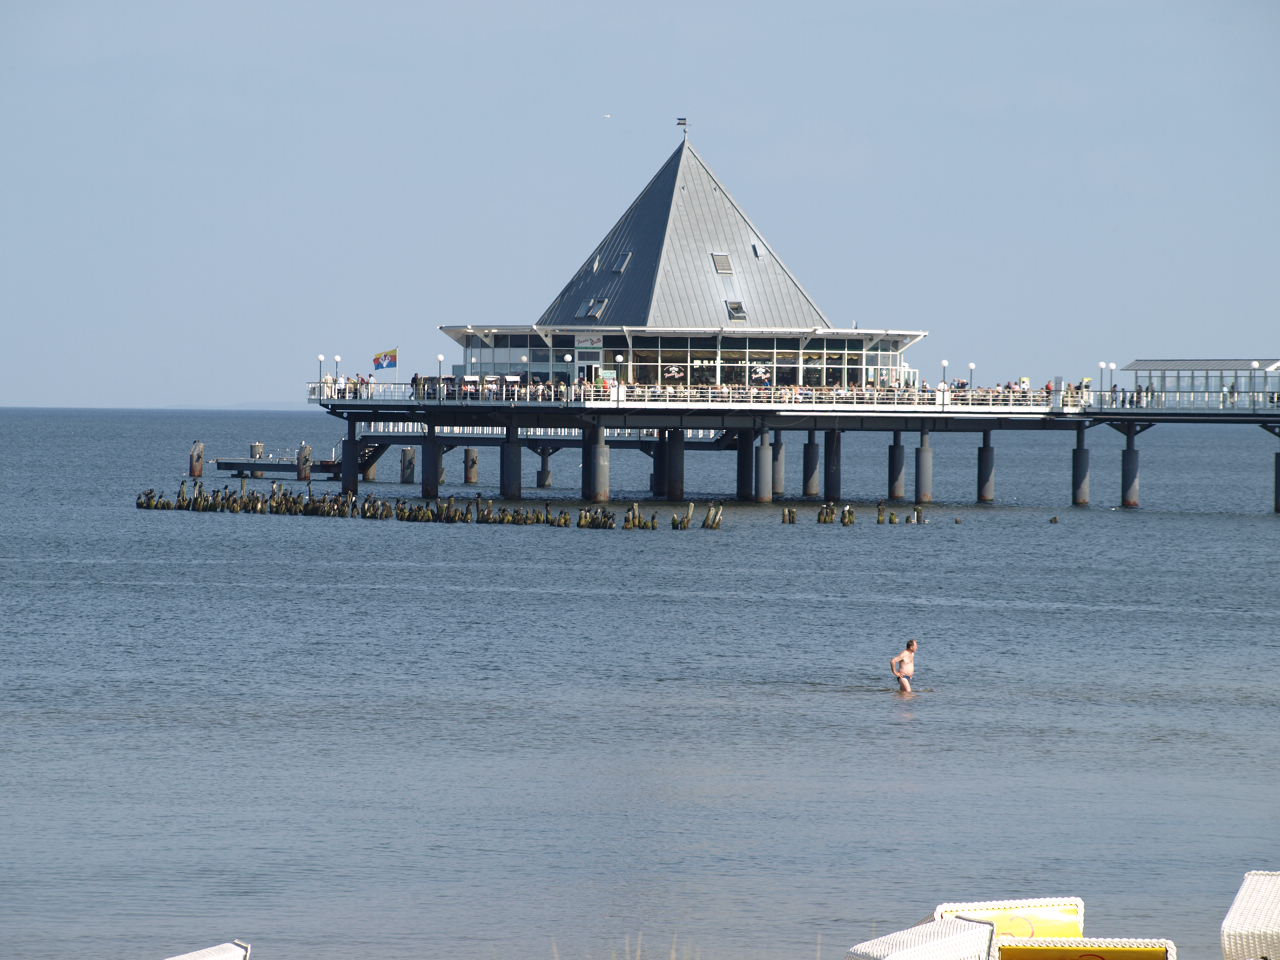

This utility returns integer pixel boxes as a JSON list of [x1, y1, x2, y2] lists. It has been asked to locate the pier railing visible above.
[[308, 381, 1065, 411], [308, 381, 1280, 415]]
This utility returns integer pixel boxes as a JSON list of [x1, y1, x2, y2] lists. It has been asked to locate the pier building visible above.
[[299, 138, 1280, 511]]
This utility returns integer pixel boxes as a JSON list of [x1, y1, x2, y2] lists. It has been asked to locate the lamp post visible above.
[[940, 360, 949, 405], [334, 354, 341, 379], [1251, 360, 1260, 409], [437, 353, 445, 402], [1098, 361, 1106, 404], [520, 355, 528, 398], [317, 354, 325, 382], [967, 361, 975, 400], [1108, 362, 1116, 394]]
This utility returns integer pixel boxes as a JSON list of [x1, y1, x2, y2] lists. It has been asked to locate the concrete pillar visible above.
[[421, 439, 442, 499], [802, 429, 820, 497], [666, 429, 686, 502], [340, 423, 359, 496], [772, 429, 785, 496], [536, 447, 553, 488], [914, 429, 933, 504], [500, 425, 522, 500], [296, 444, 312, 482], [1121, 430, 1140, 508], [189, 441, 204, 478], [1072, 426, 1090, 506], [361, 456, 378, 482], [584, 426, 610, 503], [823, 429, 842, 502], [977, 430, 995, 503], [888, 431, 906, 500], [249, 441, 265, 479], [651, 434, 669, 498], [464, 448, 480, 484], [736, 429, 754, 500], [400, 447, 416, 484], [1274, 451, 1280, 514], [755, 431, 773, 503]]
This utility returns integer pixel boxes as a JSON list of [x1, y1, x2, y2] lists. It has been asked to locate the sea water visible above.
[[2, 408, 1278, 960]]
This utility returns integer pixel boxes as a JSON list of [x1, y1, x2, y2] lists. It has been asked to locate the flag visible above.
[[373, 348, 398, 370]]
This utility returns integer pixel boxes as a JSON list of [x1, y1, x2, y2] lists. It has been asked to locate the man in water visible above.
[[890, 639, 918, 693]]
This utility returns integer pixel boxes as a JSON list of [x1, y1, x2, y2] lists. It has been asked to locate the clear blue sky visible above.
[[3, 0, 1276, 408]]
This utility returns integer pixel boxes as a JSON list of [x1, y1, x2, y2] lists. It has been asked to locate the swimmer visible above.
[[890, 639, 918, 693]]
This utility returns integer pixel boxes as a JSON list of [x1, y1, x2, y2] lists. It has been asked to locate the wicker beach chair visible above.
[[847, 917, 996, 960], [996, 937, 1175, 960], [1221, 870, 1280, 960], [934, 898, 1085, 940], [162, 942, 251, 960]]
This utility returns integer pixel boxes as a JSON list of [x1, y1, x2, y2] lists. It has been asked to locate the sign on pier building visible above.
[[440, 138, 926, 390]]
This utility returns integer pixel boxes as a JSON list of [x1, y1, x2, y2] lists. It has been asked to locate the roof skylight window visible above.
[[612, 252, 633, 274], [712, 253, 733, 274], [575, 300, 593, 319], [586, 298, 608, 319], [726, 300, 747, 321]]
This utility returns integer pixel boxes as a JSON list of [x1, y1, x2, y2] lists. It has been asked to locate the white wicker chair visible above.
[[934, 898, 1084, 940], [1222, 870, 1280, 960], [847, 917, 996, 960], [996, 937, 1175, 959], [162, 942, 251, 960]]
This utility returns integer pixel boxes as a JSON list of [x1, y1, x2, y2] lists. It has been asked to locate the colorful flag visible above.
[[373, 349, 398, 370]]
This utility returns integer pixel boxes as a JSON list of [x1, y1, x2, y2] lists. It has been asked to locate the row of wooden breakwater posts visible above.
[[135, 482, 725, 529], [132, 483, 948, 527]]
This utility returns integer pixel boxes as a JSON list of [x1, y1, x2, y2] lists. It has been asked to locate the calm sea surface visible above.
[[2, 408, 1278, 960]]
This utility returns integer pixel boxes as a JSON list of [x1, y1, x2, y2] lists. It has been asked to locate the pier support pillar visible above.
[[464, 448, 479, 485], [651, 434, 669, 498], [977, 430, 995, 503], [665, 429, 686, 502], [1072, 425, 1090, 506], [583, 425, 610, 503], [500, 425, 522, 500], [915, 429, 933, 504], [340, 421, 359, 496], [296, 444, 312, 482], [400, 447, 416, 485], [802, 430, 820, 497], [421, 437, 442, 499], [755, 431, 773, 503], [771, 429, 785, 497], [1274, 450, 1280, 514], [1121, 430, 1140, 508], [189, 441, 204, 478], [736, 430, 754, 500], [823, 430, 842, 503], [537, 447, 553, 488], [249, 442, 264, 479], [888, 431, 906, 500]]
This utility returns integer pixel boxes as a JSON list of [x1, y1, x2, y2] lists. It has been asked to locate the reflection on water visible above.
[[1, 410, 1278, 960]]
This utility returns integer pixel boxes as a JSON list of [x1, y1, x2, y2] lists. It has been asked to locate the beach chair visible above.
[[162, 942, 251, 960], [1221, 870, 1280, 960], [847, 916, 995, 960], [996, 938, 1175, 960], [934, 898, 1085, 940]]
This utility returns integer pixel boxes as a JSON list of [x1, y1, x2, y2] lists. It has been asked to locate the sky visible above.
[[2, 0, 1277, 408]]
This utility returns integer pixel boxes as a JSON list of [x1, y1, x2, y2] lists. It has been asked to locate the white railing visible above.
[[308, 381, 1064, 410], [308, 381, 1280, 415], [356, 424, 726, 440]]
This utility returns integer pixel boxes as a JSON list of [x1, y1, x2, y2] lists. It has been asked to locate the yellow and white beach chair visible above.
[[934, 898, 1085, 940], [1221, 870, 1280, 960], [995, 937, 1175, 960]]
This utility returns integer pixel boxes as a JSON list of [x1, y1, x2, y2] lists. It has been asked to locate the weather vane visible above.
[[677, 117, 688, 138]]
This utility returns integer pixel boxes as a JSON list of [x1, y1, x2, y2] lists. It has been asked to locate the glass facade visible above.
[[450, 328, 916, 387]]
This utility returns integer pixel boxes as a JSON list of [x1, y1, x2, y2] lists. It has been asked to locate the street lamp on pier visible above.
[[334, 355, 341, 379], [437, 353, 445, 403], [1251, 360, 1260, 409], [317, 354, 325, 382], [968, 361, 976, 397]]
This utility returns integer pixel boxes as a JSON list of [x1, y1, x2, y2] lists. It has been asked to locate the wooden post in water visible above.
[[249, 442, 264, 479], [189, 441, 204, 478], [296, 443, 312, 482]]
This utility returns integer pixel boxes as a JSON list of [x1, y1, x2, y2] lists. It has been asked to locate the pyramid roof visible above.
[[535, 139, 832, 330]]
